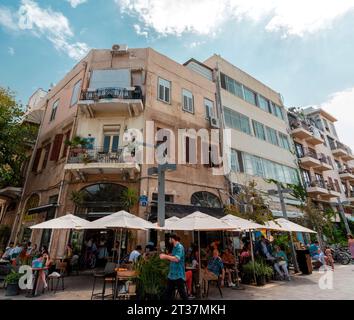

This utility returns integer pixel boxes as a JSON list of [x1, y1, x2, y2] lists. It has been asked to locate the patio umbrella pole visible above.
[[117, 228, 123, 267], [197, 230, 202, 299], [249, 230, 256, 285], [113, 230, 117, 261], [231, 232, 243, 290]]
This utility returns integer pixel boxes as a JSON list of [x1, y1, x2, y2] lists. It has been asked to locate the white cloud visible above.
[[319, 87, 354, 152], [117, 0, 354, 37], [66, 0, 88, 8], [8, 47, 15, 55], [0, 0, 89, 60], [0, 6, 18, 31], [184, 41, 206, 49], [133, 24, 148, 38]]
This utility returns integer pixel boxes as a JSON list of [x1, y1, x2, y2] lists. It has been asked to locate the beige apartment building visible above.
[[9, 46, 229, 258], [202, 55, 302, 218], [288, 107, 354, 219]]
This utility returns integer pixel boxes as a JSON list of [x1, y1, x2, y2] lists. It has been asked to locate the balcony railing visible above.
[[301, 147, 318, 159], [289, 119, 311, 132], [305, 179, 326, 189], [67, 147, 136, 164], [80, 86, 143, 101], [318, 153, 333, 166], [330, 140, 348, 152]]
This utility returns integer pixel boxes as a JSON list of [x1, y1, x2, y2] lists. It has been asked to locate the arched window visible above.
[[76, 183, 128, 215], [191, 191, 221, 208]]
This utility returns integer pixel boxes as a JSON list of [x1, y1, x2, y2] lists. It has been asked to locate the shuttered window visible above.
[[42, 144, 51, 169], [50, 134, 64, 161], [182, 89, 194, 113], [62, 130, 71, 159], [32, 148, 42, 172]]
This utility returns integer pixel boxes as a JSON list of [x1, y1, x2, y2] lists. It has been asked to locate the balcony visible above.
[[339, 168, 354, 182], [290, 120, 324, 145], [78, 86, 144, 118], [342, 148, 354, 161], [330, 141, 349, 158], [299, 148, 321, 168], [64, 147, 140, 180], [326, 183, 341, 198], [290, 120, 313, 140], [348, 191, 354, 204], [315, 154, 333, 172], [305, 180, 330, 198]]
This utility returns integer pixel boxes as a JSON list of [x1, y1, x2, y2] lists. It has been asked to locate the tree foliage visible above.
[[0, 87, 38, 188], [225, 180, 273, 224]]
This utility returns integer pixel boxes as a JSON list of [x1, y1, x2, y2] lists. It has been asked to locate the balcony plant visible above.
[[64, 136, 88, 151], [5, 270, 24, 296]]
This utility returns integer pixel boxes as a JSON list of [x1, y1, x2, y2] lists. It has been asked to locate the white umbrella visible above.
[[154, 216, 180, 230], [30, 214, 91, 230], [221, 214, 269, 231], [263, 220, 290, 232], [85, 210, 154, 266], [274, 218, 317, 234]]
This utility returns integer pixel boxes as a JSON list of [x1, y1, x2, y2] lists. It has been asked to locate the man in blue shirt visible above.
[[160, 234, 188, 300], [309, 241, 325, 265]]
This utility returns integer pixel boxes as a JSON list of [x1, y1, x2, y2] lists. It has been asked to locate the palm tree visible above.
[[120, 187, 139, 212]]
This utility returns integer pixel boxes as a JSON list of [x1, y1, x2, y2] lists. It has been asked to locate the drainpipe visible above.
[[10, 97, 49, 245]]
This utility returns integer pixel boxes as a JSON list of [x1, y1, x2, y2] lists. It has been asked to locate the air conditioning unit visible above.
[[111, 44, 128, 55], [210, 116, 220, 128]]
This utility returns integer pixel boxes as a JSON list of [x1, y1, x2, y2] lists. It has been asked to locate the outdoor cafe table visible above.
[[27, 267, 49, 298], [113, 269, 138, 300]]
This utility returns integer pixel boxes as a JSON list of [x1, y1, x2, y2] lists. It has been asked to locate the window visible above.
[[103, 135, 119, 153], [224, 107, 251, 135], [182, 89, 194, 113], [279, 133, 291, 150], [258, 95, 270, 112], [266, 127, 279, 146], [329, 122, 338, 138], [295, 142, 304, 158], [220, 73, 243, 99], [252, 120, 266, 141], [244, 87, 257, 106], [323, 119, 330, 132], [32, 148, 42, 172], [230, 149, 240, 172], [49, 100, 59, 122], [152, 193, 174, 203], [191, 191, 221, 208], [273, 104, 284, 120], [301, 169, 311, 187], [70, 80, 82, 106], [50, 134, 64, 162], [41, 144, 51, 170], [204, 98, 214, 119], [158, 77, 171, 103], [61, 130, 71, 159]]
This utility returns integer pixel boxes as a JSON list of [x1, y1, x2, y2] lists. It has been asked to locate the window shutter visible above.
[[62, 130, 71, 159], [32, 148, 42, 173], [42, 144, 51, 169], [50, 134, 64, 161]]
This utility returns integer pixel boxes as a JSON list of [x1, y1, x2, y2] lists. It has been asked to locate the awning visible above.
[[0, 187, 22, 200], [27, 203, 58, 215]]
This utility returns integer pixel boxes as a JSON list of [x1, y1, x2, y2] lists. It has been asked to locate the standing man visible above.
[[160, 234, 188, 300]]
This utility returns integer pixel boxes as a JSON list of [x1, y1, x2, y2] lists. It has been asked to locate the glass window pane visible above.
[[70, 80, 82, 106], [103, 136, 111, 153], [244, 87, 257, 105], [112, 135, 119, 152], [253, 120, 266, 141], [258, 96, 270, 112], [204, 98, 214, 119], [266, 127, 279, 146]]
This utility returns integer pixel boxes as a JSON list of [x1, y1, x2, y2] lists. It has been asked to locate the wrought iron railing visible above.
[[67, 147, 136, 164], [301, 147, 318, 159], [80, 86, 143, 101], [305, 178, 326, 189]]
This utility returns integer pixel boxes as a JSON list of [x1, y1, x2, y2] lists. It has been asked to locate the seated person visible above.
[[203, 249, 235, 287], [129, 245, 142, 263], [1, 242, 14, 260], [259, 236, 283, 279], [274, 245, 290, 281], [185, 270, 194, 298], [309, 241, 325, 265], [221, 248, 236, 265], [239, 243, 251, 265]]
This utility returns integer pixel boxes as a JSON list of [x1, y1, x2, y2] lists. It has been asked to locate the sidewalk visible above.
[[1, 264, 353, 300]]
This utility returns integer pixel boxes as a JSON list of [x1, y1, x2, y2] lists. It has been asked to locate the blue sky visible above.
[[1, 0, 354, 150]]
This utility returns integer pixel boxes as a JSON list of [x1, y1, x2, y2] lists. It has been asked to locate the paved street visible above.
[[1, 264, 353, 300]]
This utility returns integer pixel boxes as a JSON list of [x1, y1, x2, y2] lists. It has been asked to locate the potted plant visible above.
[[65, 136, 88, 152], [254, 261, 273, 286], [241, 261, 256, 285], [5, 270, 23, 296]]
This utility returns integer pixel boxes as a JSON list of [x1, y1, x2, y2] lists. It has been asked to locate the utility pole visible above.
[[276, 182, 300, 273]]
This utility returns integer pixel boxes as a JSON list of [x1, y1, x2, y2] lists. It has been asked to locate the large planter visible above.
[[241, 274, 252, 285], [256, 276, 266, 287], [5, 283, 19, 296]]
